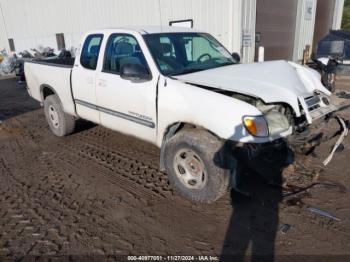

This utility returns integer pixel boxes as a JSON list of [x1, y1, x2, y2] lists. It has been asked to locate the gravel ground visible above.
[[0, 77, 350, 261]]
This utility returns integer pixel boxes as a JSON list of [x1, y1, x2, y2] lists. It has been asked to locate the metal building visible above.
[[0, 0, 345, 63]]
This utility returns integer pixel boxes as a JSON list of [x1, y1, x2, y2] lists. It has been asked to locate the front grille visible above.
[[304, 96, 321, 111]]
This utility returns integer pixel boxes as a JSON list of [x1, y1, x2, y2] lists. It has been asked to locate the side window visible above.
[[80, 34, 103, 70], [103, 34, 148, 74], [160, 37, 176, 57]]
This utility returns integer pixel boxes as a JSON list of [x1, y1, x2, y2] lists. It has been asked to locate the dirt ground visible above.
[[0, 77, 350, 261]]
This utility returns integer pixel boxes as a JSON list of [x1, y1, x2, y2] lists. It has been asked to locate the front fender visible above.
[[288, 62, 331, 96], [157, 78, 274, 146]]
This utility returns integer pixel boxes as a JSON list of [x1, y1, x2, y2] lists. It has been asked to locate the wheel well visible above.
[[159, 122, 218, 171], [41, 85, 55, 101], [163, 123, 195, 140]]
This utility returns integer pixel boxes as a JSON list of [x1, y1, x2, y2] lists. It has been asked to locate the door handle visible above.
[[97, 79, 107, 87]]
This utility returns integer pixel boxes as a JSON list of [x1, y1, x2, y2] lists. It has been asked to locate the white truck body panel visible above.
[[25, 62, 76, 116], [156, 77, 282, 146], [92, 30, 162, 143], [24, 27, 338, 149], [72, 60, 100, 123], [95, 68, 159, 144]]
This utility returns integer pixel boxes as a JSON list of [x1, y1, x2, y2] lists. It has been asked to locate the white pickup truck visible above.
[[25, 26, 347, 203]]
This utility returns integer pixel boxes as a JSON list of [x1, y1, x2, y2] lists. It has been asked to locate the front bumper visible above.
[[232, 113, 348, 167], [288, 113, 348, 165]]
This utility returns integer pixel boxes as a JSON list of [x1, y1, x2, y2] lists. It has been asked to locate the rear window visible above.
[[80, 34, 104, 70]]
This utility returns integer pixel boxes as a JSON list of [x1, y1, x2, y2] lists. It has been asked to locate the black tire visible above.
[[44, 95, 75, 137], [163, 129, 232, 203], [329, 82, 336, 93]]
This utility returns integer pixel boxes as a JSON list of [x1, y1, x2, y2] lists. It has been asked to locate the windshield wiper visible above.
[[170, 68, 207, 76], [216, 61, 236, 67], [170, 61, 236, 76]]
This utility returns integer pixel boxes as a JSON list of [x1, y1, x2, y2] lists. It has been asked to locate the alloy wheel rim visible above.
[[173, 148, 207, 190], [48, 105, 59, 128]]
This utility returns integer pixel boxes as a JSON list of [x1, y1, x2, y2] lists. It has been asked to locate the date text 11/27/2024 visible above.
[[127, 255, 219, 261]]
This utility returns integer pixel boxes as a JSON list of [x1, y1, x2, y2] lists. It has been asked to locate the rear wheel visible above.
[[44, 95, 75, 137], [163, 129, 232, 203]]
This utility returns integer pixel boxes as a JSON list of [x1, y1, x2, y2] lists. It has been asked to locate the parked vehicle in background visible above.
[[307, 55, 343, 93], [24, 27, 348, 203], [316, 30, 350, 76]]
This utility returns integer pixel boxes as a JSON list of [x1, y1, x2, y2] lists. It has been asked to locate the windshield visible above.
[[143, 33, 236, 76]]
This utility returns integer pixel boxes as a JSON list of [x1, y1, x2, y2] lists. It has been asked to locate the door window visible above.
[[80, 34, 104, 70], [103, 34, 148, 74]]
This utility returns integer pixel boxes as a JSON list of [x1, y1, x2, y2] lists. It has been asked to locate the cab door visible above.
[[95, 33, 158, 144], [71, 34, 104, 123]]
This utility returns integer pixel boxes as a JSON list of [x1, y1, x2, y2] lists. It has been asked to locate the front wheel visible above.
[[44, 95, 75, 137], [163, 129, 233, 203]]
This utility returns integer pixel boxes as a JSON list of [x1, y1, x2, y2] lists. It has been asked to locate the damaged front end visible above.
[[231, 93, 294, 138], [289, 113, 349, 165], [289, 92, 348, 166], [231, 91, 349, 166], [183, 80, 348, 166]]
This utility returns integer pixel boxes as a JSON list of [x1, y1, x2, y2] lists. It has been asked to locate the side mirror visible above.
[[120, 63, 151, 81], [232, 52, 241, 63]]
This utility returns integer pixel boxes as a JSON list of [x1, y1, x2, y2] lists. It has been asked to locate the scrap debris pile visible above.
[[0, 46, 75, 82]]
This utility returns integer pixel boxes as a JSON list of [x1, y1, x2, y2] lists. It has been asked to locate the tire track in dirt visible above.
[[2, 114, 228, 255], [57, 133, 174, 200], [1, 113, 185, 256], [78, 126, 160, 165], [0, 149, 138, 257], [4, 110, 174, 200]]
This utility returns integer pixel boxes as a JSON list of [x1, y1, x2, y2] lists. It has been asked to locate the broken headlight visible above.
[[255, 100, 292, 136], [264, 110, 291, 135]]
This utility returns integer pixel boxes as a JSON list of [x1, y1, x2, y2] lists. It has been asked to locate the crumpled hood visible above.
[[174, 60, 330, 117]]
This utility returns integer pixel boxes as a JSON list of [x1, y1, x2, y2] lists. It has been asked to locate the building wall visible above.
[[159, 0, 242, 53], [293, 0, 317, 61], [0, 21, 8, 51], [0, 0, 343, 62], [0, 0, 161, 52], [241, 0, 256, 63], [255, 0, 298, 61], [0, 0, 241, 55], [332, 0, 345, 29], [313, 0, 336, 51], [293, 0, 344, 61], [0, 2, 9, 51]]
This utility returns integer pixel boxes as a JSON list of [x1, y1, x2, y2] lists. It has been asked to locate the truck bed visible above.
[[25, 58, 77, 116], [27, 57, 75, 68]]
